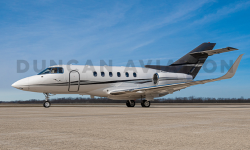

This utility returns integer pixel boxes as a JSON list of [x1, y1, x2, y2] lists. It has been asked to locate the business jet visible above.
[[12, 42, 243, 108]]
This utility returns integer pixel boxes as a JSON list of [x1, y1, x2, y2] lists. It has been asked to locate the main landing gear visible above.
[[126, 100, 135, 107], [43, 93, 54, 108], [141, 100, 150, 107], [126, 100, 151, 107]]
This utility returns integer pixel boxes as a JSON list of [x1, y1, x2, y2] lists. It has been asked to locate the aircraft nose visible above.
[[12, 78, 29, 91]]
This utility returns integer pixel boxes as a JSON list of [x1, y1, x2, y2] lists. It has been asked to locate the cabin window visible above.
[[133, 72, 137, 77], [125, 72, 129, 77], [101, 72, 105, 77], [93, 71, 97, 77], [117, 72, 121, 77], [109, 72, 113, 77]]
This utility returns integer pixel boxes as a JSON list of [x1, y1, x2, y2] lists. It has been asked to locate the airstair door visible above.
[[68, 70, 80, 92]]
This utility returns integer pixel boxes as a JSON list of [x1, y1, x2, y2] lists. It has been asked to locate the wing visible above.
[[109, 54, 243, 96]]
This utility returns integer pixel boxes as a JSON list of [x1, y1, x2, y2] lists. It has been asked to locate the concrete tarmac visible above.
[[0, 104, 250, 150]]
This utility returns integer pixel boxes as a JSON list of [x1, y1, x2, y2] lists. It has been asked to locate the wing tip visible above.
[[221, 54, 244, 79]]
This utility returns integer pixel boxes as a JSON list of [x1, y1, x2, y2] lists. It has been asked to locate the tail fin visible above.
[[170, 42, 216, 65], [145, 42, 238, 79], [169, 42, 216, 78]]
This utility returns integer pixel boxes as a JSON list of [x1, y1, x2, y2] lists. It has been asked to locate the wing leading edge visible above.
[[109, 54, 244, 96]]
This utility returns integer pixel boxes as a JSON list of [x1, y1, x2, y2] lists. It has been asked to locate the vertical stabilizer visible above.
[[145, 43, 216, 79]]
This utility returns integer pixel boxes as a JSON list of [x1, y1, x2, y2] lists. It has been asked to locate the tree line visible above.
[[1, 96, 249, 104]]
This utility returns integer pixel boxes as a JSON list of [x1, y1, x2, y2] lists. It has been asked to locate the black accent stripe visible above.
[[30, 78, 187, 87]]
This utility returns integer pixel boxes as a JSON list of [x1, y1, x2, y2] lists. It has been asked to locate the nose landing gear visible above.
[[43, 101, 51, 108], [43, 93, 55, 108]]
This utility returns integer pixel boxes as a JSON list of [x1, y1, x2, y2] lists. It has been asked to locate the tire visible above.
[[141, 100, 150, 107], [126, 101, 131, 107], [141, 101, 145, 107], [130, 100, 135, 107], [144, 101, 150, 107], [126, 100, 135, 107], [43, 101, 51, 108]]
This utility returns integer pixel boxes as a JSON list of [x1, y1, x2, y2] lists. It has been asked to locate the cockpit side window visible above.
[[51, 68, 58, 74], [38, 67, 64, 75], [58, 68, 63, 73]]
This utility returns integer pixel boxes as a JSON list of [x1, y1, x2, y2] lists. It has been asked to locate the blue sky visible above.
[[0, 0, 250, 101]]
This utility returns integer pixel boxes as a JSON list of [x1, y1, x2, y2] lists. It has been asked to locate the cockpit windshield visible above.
[[38, 68, 51, 75], [38, 67, 64, 75]]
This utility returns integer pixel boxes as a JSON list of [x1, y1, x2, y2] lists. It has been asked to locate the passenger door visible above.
[[68, 70, 80, 92]]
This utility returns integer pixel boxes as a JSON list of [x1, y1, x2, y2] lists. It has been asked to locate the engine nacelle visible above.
[[152, 72, 193, 85]]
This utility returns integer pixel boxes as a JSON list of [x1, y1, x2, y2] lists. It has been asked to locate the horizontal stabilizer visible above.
[[190, 47, 238, 57]]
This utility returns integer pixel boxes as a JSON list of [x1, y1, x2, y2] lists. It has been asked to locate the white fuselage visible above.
[[12, 65, 193, 100]]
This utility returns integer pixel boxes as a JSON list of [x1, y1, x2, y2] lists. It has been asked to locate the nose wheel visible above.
[[43, 93, 55, 108], [43, 101, 51, 108]]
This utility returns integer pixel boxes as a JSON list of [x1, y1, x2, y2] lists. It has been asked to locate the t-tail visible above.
[[145, 42, 238, 79]]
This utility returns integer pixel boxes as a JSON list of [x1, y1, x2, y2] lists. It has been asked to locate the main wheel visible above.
[[43, 101, 51, 108], [126, 100, 135, 107], [126, 101, 130, 107], [141, 100, 150, 107]]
